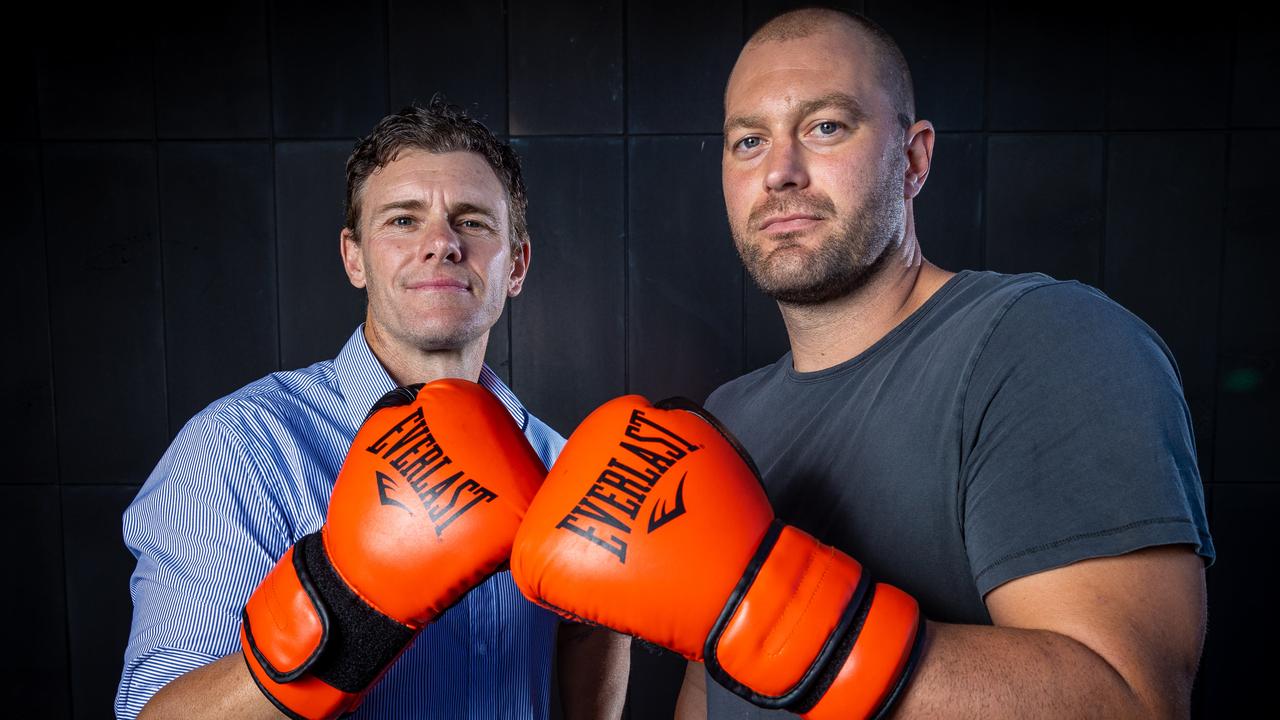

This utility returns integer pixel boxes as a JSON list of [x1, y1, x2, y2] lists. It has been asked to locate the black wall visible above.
[[2, 1, 1275, 718]]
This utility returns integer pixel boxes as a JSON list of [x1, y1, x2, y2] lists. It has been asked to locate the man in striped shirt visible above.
[[117, 100, 630, 719]]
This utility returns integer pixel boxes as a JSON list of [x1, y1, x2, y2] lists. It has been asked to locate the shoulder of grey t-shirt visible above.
[[705, 352, 789, 417], [959, 277, 1214, 595]]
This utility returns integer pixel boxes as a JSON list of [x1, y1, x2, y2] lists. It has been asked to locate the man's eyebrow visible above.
[[723, 93, 870, 135], [371, 199, 498, 221], [793, 93, 870, 124], [450, 202, 499, 221], [724, 113, 768, 134], [372, 199, 426, 216]]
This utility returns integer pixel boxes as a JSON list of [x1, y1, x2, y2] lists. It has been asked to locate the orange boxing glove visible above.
[[512, 396, 923, 720], [240, 380, 545, 720]]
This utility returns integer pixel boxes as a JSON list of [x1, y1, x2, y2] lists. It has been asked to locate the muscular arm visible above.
[[558, 622, 631, 720], [138, 654, 282, 720], [891, 545, 1205, 718], [674, 545, 1205, 719]]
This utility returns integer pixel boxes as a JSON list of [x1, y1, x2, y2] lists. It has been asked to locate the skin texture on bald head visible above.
[[744, 8, 915, 129], [746, 6, 849, 44]]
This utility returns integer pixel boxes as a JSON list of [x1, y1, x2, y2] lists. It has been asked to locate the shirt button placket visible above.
[[469, 578, 496, 717]]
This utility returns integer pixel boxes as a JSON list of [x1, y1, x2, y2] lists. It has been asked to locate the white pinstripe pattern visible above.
[[115, 326, 566, 719]]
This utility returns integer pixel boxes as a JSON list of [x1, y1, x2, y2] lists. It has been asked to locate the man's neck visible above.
[[363, 323, 489, 387], [780, 228, 954, 374]]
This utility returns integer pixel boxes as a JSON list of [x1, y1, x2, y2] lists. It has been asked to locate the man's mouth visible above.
[[759, 214, 823, 233], [405, 277, 470, 292]]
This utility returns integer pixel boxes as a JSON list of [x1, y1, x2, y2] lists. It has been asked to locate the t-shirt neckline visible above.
[[783, 269, 972, 384]]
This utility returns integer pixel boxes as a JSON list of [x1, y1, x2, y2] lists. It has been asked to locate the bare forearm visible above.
[[890, 621, 1180, 720], [138, 653, 284, 720], [557, 624, 630, 720]]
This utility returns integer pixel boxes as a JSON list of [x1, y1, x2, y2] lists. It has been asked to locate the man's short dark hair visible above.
[[748, 7, 915, 130], [344, 99, 528, 253]]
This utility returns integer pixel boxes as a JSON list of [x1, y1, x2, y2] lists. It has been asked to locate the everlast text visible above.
[[367, 406, 497, 537], [556, 409, 701, 563]]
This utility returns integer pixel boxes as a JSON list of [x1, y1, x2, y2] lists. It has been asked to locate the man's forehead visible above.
[[371, 149, 498, 184], [364, 150, 505, 204]]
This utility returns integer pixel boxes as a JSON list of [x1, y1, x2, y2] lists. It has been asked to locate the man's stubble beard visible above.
[[733, 166, 905, 306]]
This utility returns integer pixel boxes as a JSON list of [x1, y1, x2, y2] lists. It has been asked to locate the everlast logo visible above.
[[556, 409, 701, 564], [366, 406, 497, 537]]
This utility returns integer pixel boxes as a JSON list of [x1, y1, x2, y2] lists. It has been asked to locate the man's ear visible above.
[[508, 239, 531, 297], [903, 119, 935, 200], [340, 227, 366, 289]]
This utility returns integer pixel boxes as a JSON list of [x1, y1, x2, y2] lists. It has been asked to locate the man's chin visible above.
[[755, 246, 891, 306], [377, 319, 484, 353], [412, 327, 485, 352], [746, 253, 815, 289], [763, 227, 823, 244]]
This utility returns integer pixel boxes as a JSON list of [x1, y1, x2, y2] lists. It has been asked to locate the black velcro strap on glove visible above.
[[291, 531, 416, 693]]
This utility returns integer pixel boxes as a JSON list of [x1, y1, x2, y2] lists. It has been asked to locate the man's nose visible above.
[[764, 137, 810, 192], [420, 217, 463, 262]]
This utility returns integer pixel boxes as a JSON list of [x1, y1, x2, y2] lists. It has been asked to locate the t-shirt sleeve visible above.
[[960, 281, 1214, 597], [115, 413, 291, 719]]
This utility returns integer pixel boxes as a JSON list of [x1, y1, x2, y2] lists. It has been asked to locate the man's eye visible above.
[[459, 219, 487, 230], [737, 136, 762, 155], [815, 121, 842, 136], [391, 216, 414, 227]]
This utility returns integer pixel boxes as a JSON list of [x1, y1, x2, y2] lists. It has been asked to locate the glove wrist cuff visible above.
[[803, 587, 924, 720], [241, 531, 416, 716], [240, 641, 359, 720], [704, 522, 924, 720], [704, 522, 870, 708]]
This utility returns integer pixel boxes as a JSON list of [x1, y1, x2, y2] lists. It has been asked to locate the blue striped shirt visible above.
[[116, 326, 567, 719]]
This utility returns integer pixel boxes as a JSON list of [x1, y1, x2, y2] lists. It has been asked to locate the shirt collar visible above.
[[334, 325, 529, 432]]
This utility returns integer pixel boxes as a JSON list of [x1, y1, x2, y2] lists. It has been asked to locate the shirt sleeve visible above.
[[115, 411, 291, 719], [959, 281, 1214, 597]]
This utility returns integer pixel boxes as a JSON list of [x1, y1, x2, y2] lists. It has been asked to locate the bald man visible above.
[[675, 9, 1213, 719]]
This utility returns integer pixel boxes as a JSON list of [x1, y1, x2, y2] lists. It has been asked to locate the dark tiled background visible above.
[[2, 1, 1275, 717]]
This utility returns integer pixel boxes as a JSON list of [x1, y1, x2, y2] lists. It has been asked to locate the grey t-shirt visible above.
[[703, 270, 1213, 719]]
